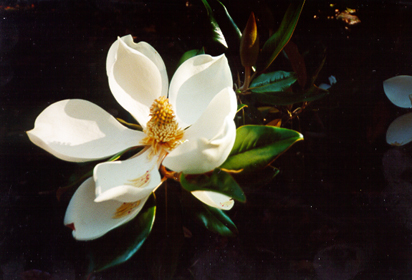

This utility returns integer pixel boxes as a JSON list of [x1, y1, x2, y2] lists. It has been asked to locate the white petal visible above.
[[168, 54, 233, 128], [108, 37, 164, 127], [64, 177, 149, 240], [383, 75, 412, 108], [386, 112, 412, 146], [27, 99, 144, 162], [94, 148, 162, 203], [107, 35, 168, 97], [163, 87, 237, 174], [191, 191, 234, 210]]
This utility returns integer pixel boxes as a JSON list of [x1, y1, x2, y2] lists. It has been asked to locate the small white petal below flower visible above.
[[94, 148, 161, 203], [383, 75, 412, 108], [108, 37, 163, 127], [191, 191, 234, 210], [64, 177, 149, 240], [27, 99, 144, 162], [386, 112, 412, 146], [168, 54, 233, 128], [163, 87, 237, 174]]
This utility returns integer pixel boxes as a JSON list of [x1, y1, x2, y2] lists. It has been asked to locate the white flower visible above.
[[27, 35, 237, 240], [383, 75, 412, 108], [383, 75, 412, 146]]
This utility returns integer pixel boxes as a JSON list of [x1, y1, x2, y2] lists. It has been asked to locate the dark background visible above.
[[2, 0, 412, 279]]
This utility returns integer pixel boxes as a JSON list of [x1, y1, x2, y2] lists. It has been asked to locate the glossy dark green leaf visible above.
[[208, 0, 242, 51], [180, 169, 246, 203], [201, 0, 228, 48], [249, 71, 297, 93], [87, 194, 156, 273], [253, 84, 329, 105], [177, 48, 205, 69], [258, 0, 306, 72], [220, 125, 303, 173], [181, 190, 238, 237]]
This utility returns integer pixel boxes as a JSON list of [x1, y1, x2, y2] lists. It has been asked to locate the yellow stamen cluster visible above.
[[141, 96, 184, 157]]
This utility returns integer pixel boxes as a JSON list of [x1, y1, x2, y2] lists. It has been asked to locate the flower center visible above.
[[141, 96, 184, 157]]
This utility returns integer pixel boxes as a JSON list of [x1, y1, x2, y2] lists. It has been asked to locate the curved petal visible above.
[[108, 37, 164, 127], [27, 99, 144, 162], [107, 35, 168, 97], [168, 54, 233, 128], [191, 191, 234, 210], [386, 112, 412, 146], [64, 177, 149, 240], [383, 75, 412, 108], [163, 87, 237, 174], [94, 148, 162, 203]]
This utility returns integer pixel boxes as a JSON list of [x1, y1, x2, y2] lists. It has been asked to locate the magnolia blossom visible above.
[[27, 35, 237, 240], [383, 75, 412, 146]]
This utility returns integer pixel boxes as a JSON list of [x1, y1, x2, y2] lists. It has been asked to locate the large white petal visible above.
[[27, 99, 144, 162], [163, 87, 237, 174], [94, 148, 162, 203], [107, 35, 168, 97], [386, 112, 412, 146], [64, 177, 149, 240], [168, 54, 233, 128], [108, 37, 163, 127], [383, 75, 412, 108], [191, 191, 234, 210]]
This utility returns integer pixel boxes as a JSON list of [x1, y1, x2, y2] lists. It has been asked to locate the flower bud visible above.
[[240, 12, 259, 68]]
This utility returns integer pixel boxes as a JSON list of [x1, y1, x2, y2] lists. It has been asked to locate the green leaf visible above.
[[87, 194, 156, 273], [258, 0, 306, 72], [180, 169, 246, 203], [253, 84, 329, 106], [237, 103, 248, 112], [220, 125, 303, 173], [201, 0, 228, 48], [249, 71, 297, 93], [177, 48, 205, 69], [181, 190, 238, 237], [208, 0, 242, 50]]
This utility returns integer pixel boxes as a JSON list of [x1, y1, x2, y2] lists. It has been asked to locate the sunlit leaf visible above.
[[237, 103, 248, 112], [180, 169, 246, 203], [181, 190, 238, 237], [249, 71, 297, 93], [87, 194, 156, 273], [253, 84, 329, 105], [258, 0, 306, 72], [201, 0, 228, 48], [220, 125, 303, 173]]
